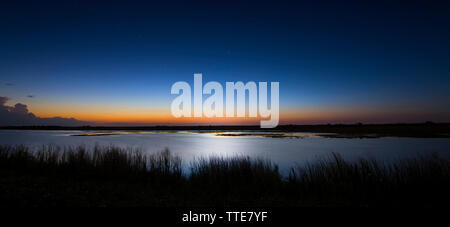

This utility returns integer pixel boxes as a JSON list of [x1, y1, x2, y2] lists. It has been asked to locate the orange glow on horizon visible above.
[[27, 102, 445, 125], [30, 107, 360, 125]]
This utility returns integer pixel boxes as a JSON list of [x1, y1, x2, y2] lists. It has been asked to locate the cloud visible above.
[[4, 83, 15, 86], [0, 96, 8, 106], [0, 96, 90, 126], [27, 95, 35, 98], [10, 103, 29, 114]]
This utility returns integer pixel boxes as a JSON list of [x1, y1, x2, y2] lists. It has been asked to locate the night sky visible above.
[[1, 0, 450, 125]]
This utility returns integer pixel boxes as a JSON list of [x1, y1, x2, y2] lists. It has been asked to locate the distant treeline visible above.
[[1, 122, 450, 138]]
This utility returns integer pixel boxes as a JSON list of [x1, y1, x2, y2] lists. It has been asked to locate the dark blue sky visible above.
[[1, 0, 449, 124]]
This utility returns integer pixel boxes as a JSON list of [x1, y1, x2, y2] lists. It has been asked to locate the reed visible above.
[[0, 145, 448, 207]]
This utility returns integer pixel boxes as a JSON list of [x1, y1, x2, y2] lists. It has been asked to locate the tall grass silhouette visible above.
[[0, 145, 448, 207]]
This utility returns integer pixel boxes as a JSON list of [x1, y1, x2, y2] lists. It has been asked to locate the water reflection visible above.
[[1, 130, 450, 174]]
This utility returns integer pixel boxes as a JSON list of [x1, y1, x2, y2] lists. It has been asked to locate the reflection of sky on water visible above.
[[1, 130, 450, 174]]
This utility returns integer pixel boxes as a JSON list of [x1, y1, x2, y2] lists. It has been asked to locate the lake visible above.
[[1, 130, 450, 174]]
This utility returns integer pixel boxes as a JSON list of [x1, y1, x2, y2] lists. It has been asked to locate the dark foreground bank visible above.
[[0, 145, 449, 207]]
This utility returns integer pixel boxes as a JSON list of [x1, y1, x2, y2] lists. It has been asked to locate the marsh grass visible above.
[[0, 145, 448, 207], [287, 153, 450, 206]]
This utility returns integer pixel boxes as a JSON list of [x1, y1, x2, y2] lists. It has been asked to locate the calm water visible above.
[[1, 130, 450, 173]]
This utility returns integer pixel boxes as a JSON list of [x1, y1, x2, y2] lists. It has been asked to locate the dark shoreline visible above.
[[1, 123, 450, 138]]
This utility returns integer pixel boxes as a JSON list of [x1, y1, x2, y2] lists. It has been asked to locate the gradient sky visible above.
[[1, 0, 450, 125]]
